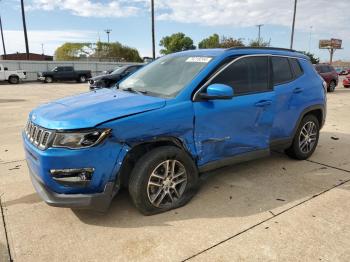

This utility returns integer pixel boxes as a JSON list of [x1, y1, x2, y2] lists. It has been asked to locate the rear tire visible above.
[[8, 76, 19, 84], [44, 76, 53, 83], [285, 114, 320, 160], [327, 80, 336, 92], [129, 146, 199, 215], [79, 75, 87, 83]]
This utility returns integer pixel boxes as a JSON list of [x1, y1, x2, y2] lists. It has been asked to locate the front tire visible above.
[[285, 114, 320, 160], [129, 146, 199, 215]]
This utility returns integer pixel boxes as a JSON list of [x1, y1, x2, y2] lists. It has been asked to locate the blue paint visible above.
[[23, 48, 326, 204]]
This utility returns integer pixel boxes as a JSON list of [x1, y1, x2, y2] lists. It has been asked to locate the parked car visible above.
[[339, 69, 350, 75], [343, 75, 350, 88], [314, 64, 338, 92], [37, 66, 92, 83], [23, 48, 326, 215], [89, 65, 143, 90], [0, 64, 26, 84]]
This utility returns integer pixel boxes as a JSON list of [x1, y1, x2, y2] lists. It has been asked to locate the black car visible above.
[[89, 65, 143, 90], [38, 66, 92, 83]]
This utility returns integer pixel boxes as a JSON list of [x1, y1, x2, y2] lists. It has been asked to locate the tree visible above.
[[249, 38, 270, 47], [93, 42, 142, 62], [298, 51, 320, 64], [54, 42, 142, 62], [198, 34, 220, 49], [159, 32, 195, 55], [55, 43, 93, 60], [219, 36, 245, 48]]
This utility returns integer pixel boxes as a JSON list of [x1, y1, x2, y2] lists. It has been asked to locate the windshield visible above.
[[119, 55, 212, 98], [111, 66, 126, 74]]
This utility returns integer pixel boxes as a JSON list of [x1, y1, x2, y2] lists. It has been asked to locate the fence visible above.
[[0, 60, 143, 81]]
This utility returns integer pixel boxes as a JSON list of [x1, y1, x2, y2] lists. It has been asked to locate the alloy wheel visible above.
[[147, 160, 187, 208], [298, 121, 318, 154]]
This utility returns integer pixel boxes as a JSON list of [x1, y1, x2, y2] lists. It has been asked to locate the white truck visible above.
[[0, 64, 26, 84]]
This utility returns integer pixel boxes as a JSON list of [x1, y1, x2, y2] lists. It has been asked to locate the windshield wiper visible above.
[[122, 87, 148, 95]]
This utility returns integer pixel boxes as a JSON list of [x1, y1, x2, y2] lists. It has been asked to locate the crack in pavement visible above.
[[183, 160, 350, 261], [0, 159, 26, 165], [0, 196, 13, 262]]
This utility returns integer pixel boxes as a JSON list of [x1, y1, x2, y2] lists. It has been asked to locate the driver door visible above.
[[193, 56, 275, 167]]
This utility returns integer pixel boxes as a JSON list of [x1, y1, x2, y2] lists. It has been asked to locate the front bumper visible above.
[[23, 131, 128, 211], [28, 164, 116, 211], [38, 76, 45, 81]]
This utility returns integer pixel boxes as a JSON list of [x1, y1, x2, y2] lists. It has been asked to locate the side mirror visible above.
[[198, 84, 234, 100], [4, 67, 8, 71]]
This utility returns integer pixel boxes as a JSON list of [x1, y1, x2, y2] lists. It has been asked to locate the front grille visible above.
[[24, 120, 54, 150]]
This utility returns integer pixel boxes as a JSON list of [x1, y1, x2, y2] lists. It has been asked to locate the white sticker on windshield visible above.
[[186, 57, 212, 63]]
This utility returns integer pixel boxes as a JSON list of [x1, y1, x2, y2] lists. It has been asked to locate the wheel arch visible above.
[[8, 74, 19, 80], [118, 137, 194, 188], [292, 105, 325, 138]]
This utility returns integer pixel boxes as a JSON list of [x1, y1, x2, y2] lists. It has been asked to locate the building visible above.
[[0, 52, 53, 61]]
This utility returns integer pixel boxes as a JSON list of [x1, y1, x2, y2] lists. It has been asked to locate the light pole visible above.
[[151, 0, 155, 59], [308, 26, 313, 52], [290, 0, 297, 49], [21, 0, 30, 60], [0, 15, 6, 59], [105, 29, 112, 43], [256, 24, 263, 45]]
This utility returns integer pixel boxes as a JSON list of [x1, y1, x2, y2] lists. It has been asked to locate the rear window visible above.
[[289, 58, 303, 78], [272, 57, 293, 85]]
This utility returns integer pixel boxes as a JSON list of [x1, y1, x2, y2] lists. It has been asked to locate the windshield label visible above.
[[186, 57, 212, 63]]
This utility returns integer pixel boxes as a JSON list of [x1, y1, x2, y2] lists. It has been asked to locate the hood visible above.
[[30, 88, 166, 129]]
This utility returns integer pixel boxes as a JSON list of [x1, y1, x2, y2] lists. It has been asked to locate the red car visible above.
[[343, 75, 350, 88], [314, 64, 339, 92]]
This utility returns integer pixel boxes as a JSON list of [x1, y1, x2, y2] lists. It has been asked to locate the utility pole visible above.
[[256, 24, 263, 45], [0, 15, 6, 59], [105, 29, 112, 43], [151, 0, 155, 60], [21, 0, 30, 60], [290, 0, 297, 49]]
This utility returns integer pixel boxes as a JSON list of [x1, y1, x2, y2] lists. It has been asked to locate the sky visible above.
[[0, 0, 349, 61]]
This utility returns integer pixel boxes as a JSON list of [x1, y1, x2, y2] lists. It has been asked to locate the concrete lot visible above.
[[0, 81, 350, 262]]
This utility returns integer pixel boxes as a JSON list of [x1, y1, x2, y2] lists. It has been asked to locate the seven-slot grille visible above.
[[25, 120, 53, 150]]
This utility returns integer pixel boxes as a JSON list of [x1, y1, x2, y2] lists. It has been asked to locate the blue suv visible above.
[[23, 48, 326, 215]]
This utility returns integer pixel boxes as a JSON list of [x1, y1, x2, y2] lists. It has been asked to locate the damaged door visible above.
[[193, 55, 275, 167]]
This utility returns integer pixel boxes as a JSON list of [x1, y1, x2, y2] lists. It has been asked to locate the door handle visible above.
[[293, 87, 303, 94], [255, 100, 272, 107]]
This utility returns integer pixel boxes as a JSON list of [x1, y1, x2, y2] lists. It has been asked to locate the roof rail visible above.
[[226, 47, 296, 52]]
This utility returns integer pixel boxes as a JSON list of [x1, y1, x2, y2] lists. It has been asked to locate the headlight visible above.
[[52, 129, 111, 149]]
